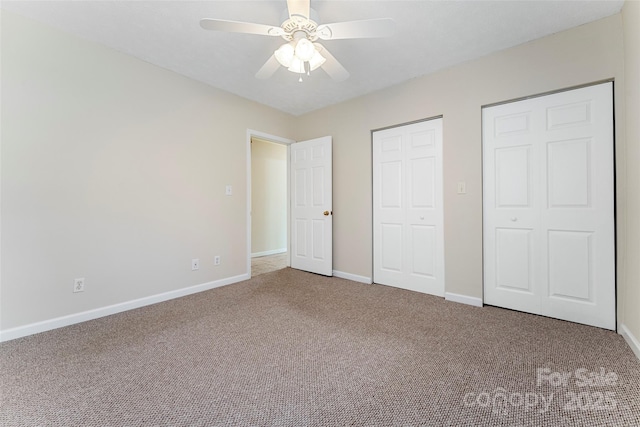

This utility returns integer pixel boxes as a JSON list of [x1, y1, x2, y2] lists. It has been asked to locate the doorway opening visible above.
[[246, 130, 294, 277]]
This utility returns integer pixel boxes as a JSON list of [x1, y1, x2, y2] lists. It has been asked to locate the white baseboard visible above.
[[445, 292, 483, 307], [619, 323, 640, 361], [0, 273, 250, 343], [333, 270, 373, 284], [251, 248, 287, 258]]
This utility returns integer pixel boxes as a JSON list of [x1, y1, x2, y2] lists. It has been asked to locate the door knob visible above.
[[323, 211, 330, 216], [511, 217, 518, 222]]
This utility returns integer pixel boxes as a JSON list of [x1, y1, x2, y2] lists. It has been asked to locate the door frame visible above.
[[480, 79, 617, 329], [246, 129, 295, 277]]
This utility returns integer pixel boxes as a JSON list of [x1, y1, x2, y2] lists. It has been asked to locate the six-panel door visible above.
[[290, 136, 333, 276], [483, 83, 615, 330], [373, 118, 445, 296]]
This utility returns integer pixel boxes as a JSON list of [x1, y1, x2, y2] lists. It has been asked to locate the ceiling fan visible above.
[[200, 0, 396, 82]]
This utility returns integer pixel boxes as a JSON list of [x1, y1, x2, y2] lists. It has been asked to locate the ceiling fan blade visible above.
[[314, 44, 349, 82], [255, 54, 281, 80], [287, 0, 310, 22], [200, 19, 284, 37], [316, 18, 396, 40]]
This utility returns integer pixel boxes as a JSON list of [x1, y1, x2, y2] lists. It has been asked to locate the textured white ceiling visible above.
[[1, 0, 624, 116]]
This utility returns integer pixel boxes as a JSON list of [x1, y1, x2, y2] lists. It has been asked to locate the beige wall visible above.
[[0, 11, 295, 330], [295, 15, 626, 304], [251, 138, 287, 255], [622, 1, 640, 344]]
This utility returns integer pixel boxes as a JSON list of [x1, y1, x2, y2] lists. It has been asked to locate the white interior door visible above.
[[290, 136, 333, 276], [483, 82, 615, 330], [373, 118, 445, 296]]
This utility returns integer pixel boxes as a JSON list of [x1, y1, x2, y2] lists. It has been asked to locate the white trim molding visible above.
[[251, 248, 287, 258], [445, 292, 483, 307], [333, 270, 373, 284], [619, 324, 640, 361], [0, 274, 250, 343]]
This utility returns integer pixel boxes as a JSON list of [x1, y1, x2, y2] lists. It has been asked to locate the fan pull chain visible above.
[[298, 62, 311, 82]]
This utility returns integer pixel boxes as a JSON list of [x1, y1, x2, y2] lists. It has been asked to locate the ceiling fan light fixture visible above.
[[288, 56, 306, 74], [201, 2, 397, 83], [274, 42, 295, 67], [308, 49, 326, 71], [294, 38, 315, 62]]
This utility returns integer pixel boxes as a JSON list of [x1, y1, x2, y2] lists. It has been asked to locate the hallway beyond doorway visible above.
[[251, 253, 288, 277]]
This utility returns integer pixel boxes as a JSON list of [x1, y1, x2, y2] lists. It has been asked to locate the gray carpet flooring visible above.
[[1, 268, 639, 426]]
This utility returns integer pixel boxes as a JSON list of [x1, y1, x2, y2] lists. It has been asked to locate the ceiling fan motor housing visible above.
[[279, 8, 320, 41]]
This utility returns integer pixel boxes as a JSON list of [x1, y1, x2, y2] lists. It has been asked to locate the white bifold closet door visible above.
[[373, 118, 445, 297], [483, 82, 615, 330]]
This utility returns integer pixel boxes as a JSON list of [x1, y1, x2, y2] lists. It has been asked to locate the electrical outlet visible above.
[[225, 185, 232, 196], [192, 259, 199, 271], [214, 256, 221, 266], [73, 278, 85, 293]]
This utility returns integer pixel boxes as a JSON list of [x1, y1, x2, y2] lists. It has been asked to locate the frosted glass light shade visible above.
[[274, 43, 295, 67], [288, 56, 305, 74], [294, 38, 315, 62], [308, 50, 326, 71]]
